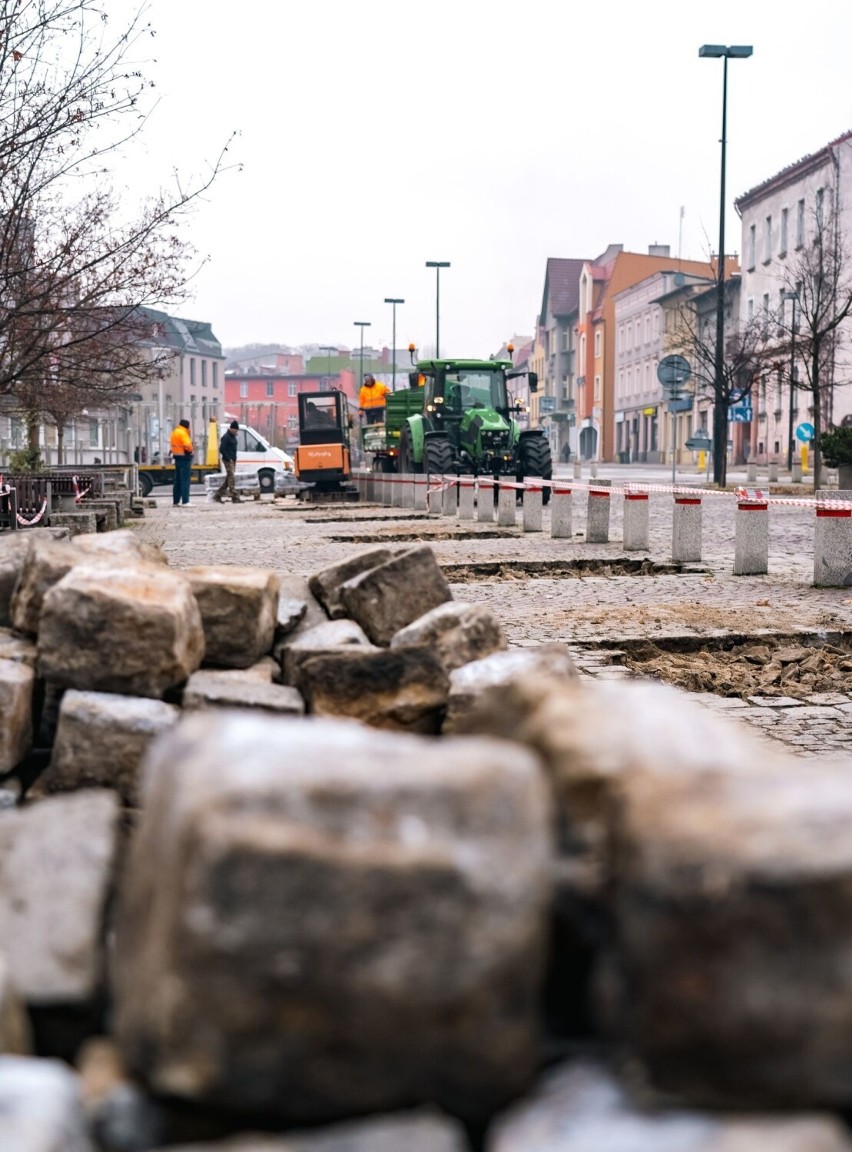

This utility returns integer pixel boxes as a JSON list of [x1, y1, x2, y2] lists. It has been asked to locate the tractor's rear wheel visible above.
[[518, 435, 553, 504], [424, 435, 455, 477], [398, 424, 422, 473]]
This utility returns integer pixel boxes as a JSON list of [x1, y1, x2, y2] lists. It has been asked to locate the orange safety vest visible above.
[[169, 426, 193, 456], [359, 381, 389, 410]]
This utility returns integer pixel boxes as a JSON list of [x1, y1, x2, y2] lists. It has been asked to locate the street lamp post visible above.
[[699, 43, 753, 487], [383, 297, 404, 391], [320, 345, 336, 386], [425, 261, 450, 357], [782, 290, 798, 471], [353, 321, 370, 401]]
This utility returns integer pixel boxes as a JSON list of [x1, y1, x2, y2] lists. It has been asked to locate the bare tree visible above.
[[776, 199, 852, 489], [0, 1, 236, 456]]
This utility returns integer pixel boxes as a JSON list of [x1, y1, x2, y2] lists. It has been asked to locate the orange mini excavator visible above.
[[294, 390, 358, 502]]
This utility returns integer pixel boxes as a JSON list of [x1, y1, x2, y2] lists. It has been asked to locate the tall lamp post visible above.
[[782, 289, 798, 471], [353, 321, 370, 402], [425, 261, 450, 357], [320, 345, 336, 385], [383, 297, 404, 391], [699, 43, 753, 487]]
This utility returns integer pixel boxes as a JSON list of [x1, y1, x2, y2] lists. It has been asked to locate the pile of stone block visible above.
[[2, 530, 852, 1150]]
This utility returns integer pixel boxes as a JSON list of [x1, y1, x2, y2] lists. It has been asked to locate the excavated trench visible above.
[[595, 633, 852, 700], [442, 558, 689, 581]]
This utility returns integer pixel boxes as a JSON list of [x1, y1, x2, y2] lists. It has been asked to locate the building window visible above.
[[202, 361, 207, 389], [796, 199, 805, 248], [89, 419, 99, 446], [288, 382, 297, 397], [189, 358, 196, 387], [763, 215, 772, 263], [288, 415, 298, 432], [594, 330, 601, 357], [190, 394, 195, 403], [780, 207, 788, 255], [747, 224, 756, 270], [644, 316, 651, 343], [213, 363, 219, 390], [747, 297, 754, 323], [239, 382, 248, 399], [266, 381, 275, 398], [816, 187, 825, 227], [594, 375, 601, 402]]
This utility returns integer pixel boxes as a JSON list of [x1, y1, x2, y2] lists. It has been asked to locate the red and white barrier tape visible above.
[[16, 498, 48, 527], [73, 474, 92, 503]]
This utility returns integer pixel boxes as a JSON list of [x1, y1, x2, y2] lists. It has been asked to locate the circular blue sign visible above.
[[795, 422, 815, 443]]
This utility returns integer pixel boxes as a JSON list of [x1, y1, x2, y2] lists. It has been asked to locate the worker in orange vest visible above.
[[358, 373, 390, 425], [168, 418, 193, 506]]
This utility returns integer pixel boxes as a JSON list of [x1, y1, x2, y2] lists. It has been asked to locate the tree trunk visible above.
[[811, 340, 823, 490], [56, 420, 66, 466]]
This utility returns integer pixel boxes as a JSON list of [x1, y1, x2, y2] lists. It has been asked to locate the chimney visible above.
[[648, 244, 670, 257]]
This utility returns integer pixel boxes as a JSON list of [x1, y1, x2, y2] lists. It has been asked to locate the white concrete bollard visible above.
[[426, 475, 443, 515], [458, 477, 476, 521], [792, 461, 803, 483], [398, 473, 413, 510], [590, 461, 598, 479], [585, 480, 611, 543], [746, 462, 758, 483], [551, 486, 573, 539], [413, 473, 428, 512], [733, 493, 769, 575], [768, 462, 779, 483], [441, 476, 457, 517], [573, 461, 582, 480], [672, 495, 702, 563], [522, 484, 543, 532], [476, 478, 494, 523], [813, 489, 852, 587], [497, 481, 516, 527], [623, 490, 650, 551]]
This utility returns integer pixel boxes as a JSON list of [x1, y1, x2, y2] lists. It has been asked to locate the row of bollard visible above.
[[353, 473, 852, 588]]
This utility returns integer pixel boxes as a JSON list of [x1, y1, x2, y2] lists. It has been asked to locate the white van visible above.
[[218, 422, 295, 493]]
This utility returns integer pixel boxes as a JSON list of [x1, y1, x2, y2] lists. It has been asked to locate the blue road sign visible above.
[[795, 421, 815, 442], [728, 406, 753, 423]]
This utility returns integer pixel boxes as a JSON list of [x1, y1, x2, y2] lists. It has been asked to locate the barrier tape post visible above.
[[623, 486, 650, 551], [458, 476, 475, 521], [522, 483, 543, 533], [585, 479, 611, 543], [413, 473, 428, 512], [733, 487, 769, 575], [672, 494, 702, 563], [551, 484, 572, 540], [426, 475, 443, 516], [497, 480, 516, 527], [477, 476, 494, 523], [441, 475, 457, 517], [814, 487, 852, 587]]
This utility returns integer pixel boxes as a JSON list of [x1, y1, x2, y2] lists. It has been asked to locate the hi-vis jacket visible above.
[[359, 380, 390, 410], [169, 425, 194, 456]]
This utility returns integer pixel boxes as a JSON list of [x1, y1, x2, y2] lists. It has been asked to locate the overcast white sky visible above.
[[131, 0, 852, 359]]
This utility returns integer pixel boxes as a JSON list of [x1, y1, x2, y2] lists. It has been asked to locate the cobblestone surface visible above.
[[130, 484, 852, 759]]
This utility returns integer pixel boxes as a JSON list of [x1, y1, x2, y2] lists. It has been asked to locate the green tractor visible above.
[[396, 358, 552, 496]]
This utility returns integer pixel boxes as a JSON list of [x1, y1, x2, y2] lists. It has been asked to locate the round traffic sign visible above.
[[795, 422, 815, 443], [657, 354, 691, 387]]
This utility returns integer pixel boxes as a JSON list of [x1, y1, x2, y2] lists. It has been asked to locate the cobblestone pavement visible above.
[[131, 482, 852, 759]]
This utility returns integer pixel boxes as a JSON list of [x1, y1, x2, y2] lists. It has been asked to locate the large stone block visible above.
[[155, 1111, 469, 1151], [609, 757, 852, 1107], [0, 627, 37, 668], [186, 566, 280, 669], [11, 536, 79, 637], [44, 690, 180, 806], [113, 714, 553, 1124], [391, 601, 506, 672], [339, 545, 452, 646], [49, 510, 97, 536], [443, 645, 578, 735], [0, 657, 34, 773], [181, 670, 305, 716], [0, 1055, 95, 1152], [279, 618, 375, 684], [308, 547, 394, 619], [487, 1061, 852, 1151], [72, 529, 166, 565], [0, 533, 33, 627], [38, 562, 205, 698], [295, 644, 448, 732], [0, 791, 118, 1004]]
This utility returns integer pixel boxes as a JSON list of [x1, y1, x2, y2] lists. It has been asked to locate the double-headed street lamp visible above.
[[383, 297, 404, 392], [782, 289, 799, 471], [320, 345, 336, 385], [353, 321, 370, 398], [699, 42, 753, 487], [425, 261, 450, 357]]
